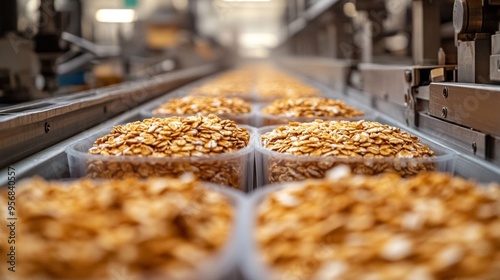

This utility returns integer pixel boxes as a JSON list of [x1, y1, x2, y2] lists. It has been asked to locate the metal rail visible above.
[[0, 68, 223, 186], [0, 62, 223, 169]]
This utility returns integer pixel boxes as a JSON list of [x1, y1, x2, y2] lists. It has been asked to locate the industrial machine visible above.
[[0, 0, 226, 177], [280, 0, 500, 182]]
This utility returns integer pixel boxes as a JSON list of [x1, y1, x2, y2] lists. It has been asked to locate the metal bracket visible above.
[[429, 82, 500, 136]]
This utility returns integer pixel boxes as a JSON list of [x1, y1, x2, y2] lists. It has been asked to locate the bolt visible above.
[[404, 70, 412, 83], [472, 142, 477, 154], [44, 122, 50, 133], [442, 87, 448, 98], [441, 107, 448, 118]]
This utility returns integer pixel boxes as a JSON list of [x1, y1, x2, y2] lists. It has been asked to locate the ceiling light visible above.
[[95, 9, 136, 23], [239, 33, 278, 47]]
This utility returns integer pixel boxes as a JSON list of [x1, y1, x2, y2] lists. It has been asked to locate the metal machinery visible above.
[[279, 0, 500, 182], [0, 0, 499, 184], [0, 0, 226, 183]]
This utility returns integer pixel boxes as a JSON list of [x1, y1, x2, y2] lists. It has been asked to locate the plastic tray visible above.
[[9, 178, 245, 280], [66, 125, 256, 192], [255, 125, 457, 187], [191, 183, 247, 280], [241, 182, 304, 280]]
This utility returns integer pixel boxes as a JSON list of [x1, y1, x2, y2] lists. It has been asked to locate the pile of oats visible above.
[[86, 115, 251, 189], [256, 70, 320, 100], [191, 69, 254, 99], [261, 97, 364, 125], [260, 120, 436, 182], [0, 176, 234, 280], [153, 96, 251, 116], [256, 167, 500, 280]]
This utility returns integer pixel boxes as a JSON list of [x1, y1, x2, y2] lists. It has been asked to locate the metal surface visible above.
[[304, 0, 339, 20], [429, 82, 500, 136], [286, 0, 340, 38], [282, 57, 352, 92], [453, 153, 500, 183], [490, 34, 500, 81], [0, 63, 222, 169], [288, 18, 307, 37], [359, 63, 410, 106], [457, 37, 491, 83], [490, 54, 500, 81], [33, 0, 64, 93], [375, 95, 409, 126], [415, 85, 431, 101], [492, 135, 500, 165], [418, 112, 487, 159], [413, 0, 441, 65], [453, 0, 500, 84], [453, 0, 483, 34]]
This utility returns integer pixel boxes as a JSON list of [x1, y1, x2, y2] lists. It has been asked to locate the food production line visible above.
[[0, 0, 499, 184], [1, 1, 500, 279]]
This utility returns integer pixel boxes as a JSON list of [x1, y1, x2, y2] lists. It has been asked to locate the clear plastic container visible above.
[[255, 125, 457, 187], [11, 178, 245, 280], [190, 183, 247, 280], [66, 126, 256, 192], [241, 183, 302, 280], [243, 177, 500, 280]]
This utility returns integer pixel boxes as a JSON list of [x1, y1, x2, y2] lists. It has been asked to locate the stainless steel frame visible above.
[[0, 63, 223, 169], [429, 82, 500, 136]]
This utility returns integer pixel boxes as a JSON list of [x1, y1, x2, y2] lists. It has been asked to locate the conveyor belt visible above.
[[2, 61, 499, 186], [0, 62, 223, 170]]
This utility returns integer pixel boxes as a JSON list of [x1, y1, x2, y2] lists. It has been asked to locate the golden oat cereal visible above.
[[190, 69, 255, 99], [0, 176, 235, 280], [153, 96, 251, 116], [255, 167, 500, 280], [152, 96, 252, 125], [255, 71, 320, 100], [261, 97, 364, 126], [260, 120, 436, 182], [86, 115, 251, 189]]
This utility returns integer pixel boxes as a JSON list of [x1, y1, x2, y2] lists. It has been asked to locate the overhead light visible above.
[[239, 33, 278, 47], [239, 47, 270, 58], [95, 9, 136, 23]]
